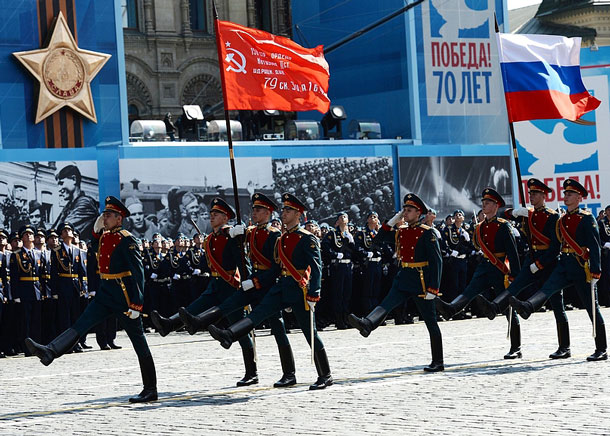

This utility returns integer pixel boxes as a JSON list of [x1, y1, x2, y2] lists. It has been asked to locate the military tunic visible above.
[[184, 226, 253, 350], [246, 225, 325, 352], [9, 247, 43, 347], [535, 209, 606, 350], [375, 222, 442, 338]]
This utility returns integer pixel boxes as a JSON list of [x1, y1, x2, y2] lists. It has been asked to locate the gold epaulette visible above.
[[120, 229, 132, 237], [419, 224, 431, 230], [497, 217, 508, 224], [579, 209, 592, 216], [298, 227, 313, 236], [546, 207, 558, 215], [268, 226, 280, 233]]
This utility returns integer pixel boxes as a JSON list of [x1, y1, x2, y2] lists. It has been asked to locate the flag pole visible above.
[[494, 15, 526, 340], [213, 2, 256, 356], [213, 1, 243, 224]]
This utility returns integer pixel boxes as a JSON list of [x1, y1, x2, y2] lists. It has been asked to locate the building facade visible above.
[[122, 0, 292, 123]]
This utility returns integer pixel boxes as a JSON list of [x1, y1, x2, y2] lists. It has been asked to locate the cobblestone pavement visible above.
[[1, 307, 610, 435]]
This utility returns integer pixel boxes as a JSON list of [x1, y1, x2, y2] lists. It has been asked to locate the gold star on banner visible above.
[[13, 12, 111, 124]]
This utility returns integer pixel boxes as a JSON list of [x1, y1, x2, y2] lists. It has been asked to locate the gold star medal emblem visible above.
[[13, 12, 111, 123]]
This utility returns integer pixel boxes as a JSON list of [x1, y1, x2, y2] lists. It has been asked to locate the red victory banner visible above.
[[215, 19, 330, 113]]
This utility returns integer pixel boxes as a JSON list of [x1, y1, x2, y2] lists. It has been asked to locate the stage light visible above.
[[207, 120, 243, 141], [129, 120, 167, 142], [285, 120, 321, 140], [348, 120, 381, 139], [321, 105, 347, 139]]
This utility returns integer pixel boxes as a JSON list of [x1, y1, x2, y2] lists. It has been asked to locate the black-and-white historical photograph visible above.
[[272, 157, 394, 225], [399, 156, 513, 220], [0, 161, 99, 237], [119, 157, 273, 239]]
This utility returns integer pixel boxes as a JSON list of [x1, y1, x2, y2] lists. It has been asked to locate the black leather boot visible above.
[[209, 318, 254, 350], [179, 306, 222, 336], [25, 328, 80, 366], [504, 312, 522, 359], [435, 294, 469, 321], [549, 321, 571, 359], [150, 311, 182, 337], [424, 334, 444, 372], [309, 348, 333, 390], [237, 347, 259, 386], [347, 306, 387, 338], [475, 295, 497, 320], [510, 292, 547, 320], [588, 322, 608, 361], [274, 345, 297, 388], [129, 355, 158, 403]]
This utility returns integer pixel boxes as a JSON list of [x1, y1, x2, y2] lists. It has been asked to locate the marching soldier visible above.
[[477, 179, 569, 358], [9, 225, 43, 356], [436, 188, 522, 359], [26, 196, 158, 403], [348, 194, 444, 372], [355, 211, 383, 314], [180, 193, 297, 387], [322, 212, 355, 329], [510, 179, 607, 361], [150, 198, 256, 387], [208, 193, 333, 390]]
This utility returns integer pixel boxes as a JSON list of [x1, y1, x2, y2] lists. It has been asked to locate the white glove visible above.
[[462, 232, 470, 242], [150, 273, 158, 279], [591, 277, 599, 287], [193, 269, 201, 276], [604, 242, 610, 249], [346, 233, 354, 244], [387, 211, 403, 227], [307, 300, 316, 310], [451, 250, 459, 258], [367, 252, 374, 259], [471, 250, 476, 256], [89, 291, 96, 297], [242, 279, 255, 291], [127, 309, 140, 319], [229, 224, 245, 238], [52, 294, 59, 300], [512, 207, 530, 218], [336, 252, 344, 260], [173, 274, 181, 280], [424, 292, 437, 300], [13, 298, 21, 303], [94, 214, 105, 233], [530, 263, 539, 274]]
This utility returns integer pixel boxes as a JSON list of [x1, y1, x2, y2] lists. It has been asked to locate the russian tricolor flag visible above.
[[497, 33, 600, 122]]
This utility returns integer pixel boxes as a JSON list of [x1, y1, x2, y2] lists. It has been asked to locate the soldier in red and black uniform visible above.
[[436, 188, 522, 359], [26, 196, 158, 403], [477, 179, 569, 358], [348, 193, 444, 372], [150, 197, 255, 386], [181, 193, 297, 387], [208, 193, 332, 390], [511, 179, 607, 361]]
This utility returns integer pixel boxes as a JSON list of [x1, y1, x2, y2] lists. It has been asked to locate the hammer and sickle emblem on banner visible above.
[[225, 48, 247, 74]]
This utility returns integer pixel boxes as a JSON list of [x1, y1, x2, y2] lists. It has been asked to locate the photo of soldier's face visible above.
[[128, 203, 145, 229], [57, 176, 77, 205], [29, 209, 42, 227], [185, 200, 199, 221]]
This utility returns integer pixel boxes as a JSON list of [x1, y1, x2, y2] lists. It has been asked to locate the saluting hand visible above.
[[94, 214, 105, 233]]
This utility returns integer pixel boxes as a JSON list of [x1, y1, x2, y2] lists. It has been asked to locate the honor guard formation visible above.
[[1, 179, 609, 402]]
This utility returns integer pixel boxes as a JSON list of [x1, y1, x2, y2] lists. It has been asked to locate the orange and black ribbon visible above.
[[37, 0, 83, 148]]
